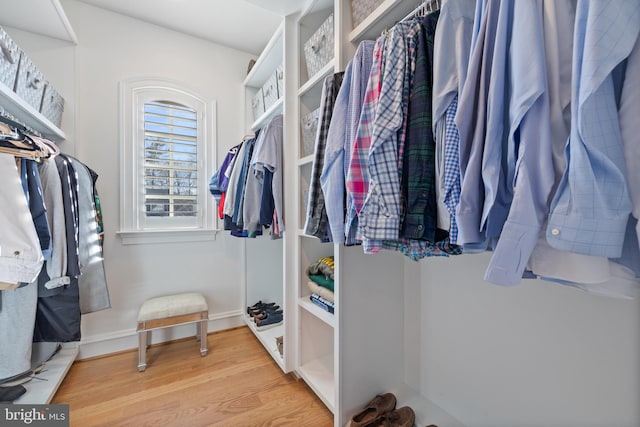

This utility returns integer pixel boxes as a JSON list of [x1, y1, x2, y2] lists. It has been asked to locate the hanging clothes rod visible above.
[[400, 0, 441, 23]]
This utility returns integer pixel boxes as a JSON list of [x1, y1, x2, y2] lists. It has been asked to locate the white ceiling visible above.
[[74, 0, 296, 54]]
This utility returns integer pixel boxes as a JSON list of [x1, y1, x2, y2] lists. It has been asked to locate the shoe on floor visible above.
[[362, 406, 415, 427], [349, 393, 397, 427], [0, 385, 27, 403]]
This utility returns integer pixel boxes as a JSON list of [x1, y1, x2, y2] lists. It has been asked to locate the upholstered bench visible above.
[[136, 292, 208, 372]]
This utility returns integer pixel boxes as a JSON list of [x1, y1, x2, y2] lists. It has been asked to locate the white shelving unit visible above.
[[242, 20, 290, 374], [289, 1, 466, 426]]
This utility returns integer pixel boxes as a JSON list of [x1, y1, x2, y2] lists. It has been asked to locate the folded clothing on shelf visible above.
[[308, 280, 334, 303], [310, 293, 334, 314]]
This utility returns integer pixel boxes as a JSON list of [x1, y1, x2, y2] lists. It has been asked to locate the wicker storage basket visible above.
[[301, 107, 320, 157], [275, 64, 284, 99], [303, 14, 334, 79], [0, 27, 21, 91], [351, 0, 385, 28], [262, 71, 279, 111], [252, 89, 265, 122], [15, 54, 45, 111], [40, 83, 65, 127]]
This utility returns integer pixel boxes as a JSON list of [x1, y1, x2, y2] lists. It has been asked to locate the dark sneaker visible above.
[[255, 311, 283, 331]]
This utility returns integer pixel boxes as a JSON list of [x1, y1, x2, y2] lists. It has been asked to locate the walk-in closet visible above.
[[1, 0, 638, 426]]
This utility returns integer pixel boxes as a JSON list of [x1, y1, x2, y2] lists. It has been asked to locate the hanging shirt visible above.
[[0, 154, 44, 286], [401, 13, 439, 242], [21, 158, 52, 260], [55, 154, 81, 281], [620, 24, 640, 249], [223, 139, 249, 220], [38, 158, 69, 289], [321, 61, 353, 244], [344, 40, 375, 245], [484, 0, 555, 286], [432, 0, 475, 245], [346, 37, 385, 244], [246, 114, 284, 237], [359, 20, 417, 242], [304, 73, 344, 242], [546, 0, 640, 258], [454, 0, 500, 248]]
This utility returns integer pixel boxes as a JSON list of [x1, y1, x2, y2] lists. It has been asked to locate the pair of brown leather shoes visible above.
[[350, 393, 416, 427]]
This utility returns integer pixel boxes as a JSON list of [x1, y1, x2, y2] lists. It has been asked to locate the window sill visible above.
[[117, 229, 218, 245]]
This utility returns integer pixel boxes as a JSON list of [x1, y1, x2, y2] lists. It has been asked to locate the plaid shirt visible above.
[[359, 21, 417, 241], [344, 40, 376, 245], [304, 72, 345, 241], [401, 14, 439, 241], [442, 96, 461, 244], [346, 36, 385, 228]]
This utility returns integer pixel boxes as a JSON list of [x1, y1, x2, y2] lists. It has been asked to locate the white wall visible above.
[[412, 253, 640, 427], [54, 0, 255, 358]]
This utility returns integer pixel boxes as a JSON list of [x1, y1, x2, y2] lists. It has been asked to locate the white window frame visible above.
[[118, 78, 217, 244]]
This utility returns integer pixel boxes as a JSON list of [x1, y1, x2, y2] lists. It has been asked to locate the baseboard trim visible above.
[[77, 310, 244, 360]]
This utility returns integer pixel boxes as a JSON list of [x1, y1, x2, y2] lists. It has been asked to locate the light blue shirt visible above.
[[547, 0, 640, 258], [454, 0, 500, 248], [484, 0, 555, 286], [321, 61, 352, 244]]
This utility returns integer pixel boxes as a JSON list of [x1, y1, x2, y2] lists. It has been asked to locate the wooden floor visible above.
[[52, 327, 333, 426]]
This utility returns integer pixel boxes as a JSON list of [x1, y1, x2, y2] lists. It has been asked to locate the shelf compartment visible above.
[[299, 296, 335, 328], [298, 306, 335, 413], [348, 0, 419, 43], [14, 342, 78, 404], [244, 22, 284, 89], [298, 59, 335, 97], [298, 353, 335, 413]]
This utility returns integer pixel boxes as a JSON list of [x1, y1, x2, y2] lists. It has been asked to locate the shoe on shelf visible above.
[[362, 407, 415, 427], [349, 393, 397, 427], [246, 301, 277, 315], [248, 303, 279, 317], [253, 308, 283, 322], [255, 311, 283, 331]]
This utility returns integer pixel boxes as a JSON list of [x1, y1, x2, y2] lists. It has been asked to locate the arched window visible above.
[[119, 79, 216, 243]]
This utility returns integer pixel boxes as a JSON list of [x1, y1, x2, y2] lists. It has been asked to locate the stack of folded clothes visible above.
[[246, 301, 283, 331], [306, 256, 335, 314]]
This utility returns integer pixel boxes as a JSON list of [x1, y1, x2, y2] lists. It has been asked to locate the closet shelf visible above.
[[13, 342, 78, 404], [244, 22, 284, 88], [297, 154, 314, 166], [0, 82, 66, 142], [298, 60, 335, 97], [298, 297, 335, 328], [298, 354, 335, 413], [251, 97, 283, 131], [348, 0, 419, 43], [244, 316, 285, 372]]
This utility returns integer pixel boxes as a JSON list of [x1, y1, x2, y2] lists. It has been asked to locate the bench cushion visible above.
[[137, 293, 208, 322]]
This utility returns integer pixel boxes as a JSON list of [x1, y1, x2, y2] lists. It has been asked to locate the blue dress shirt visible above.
[[547, 0, 640, 258]]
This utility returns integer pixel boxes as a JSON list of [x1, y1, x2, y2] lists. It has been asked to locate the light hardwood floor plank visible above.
[[52, 327, 333, 426]]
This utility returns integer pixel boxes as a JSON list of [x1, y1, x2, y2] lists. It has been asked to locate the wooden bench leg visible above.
[[138, 330, 148, 372]]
